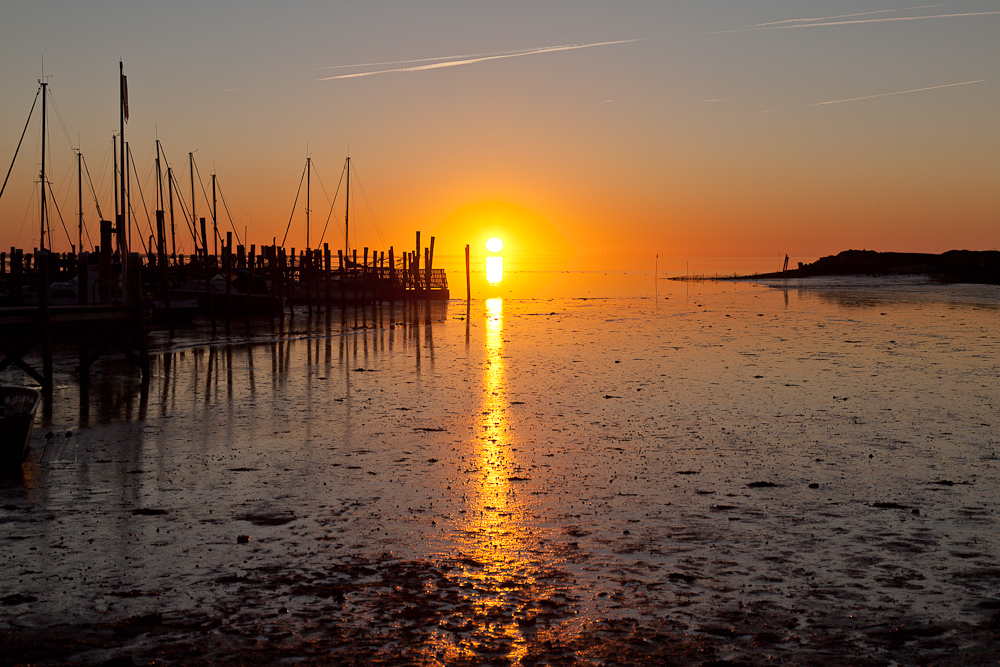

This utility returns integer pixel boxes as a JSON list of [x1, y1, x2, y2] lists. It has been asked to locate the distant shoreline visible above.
[[711, 249, 1000, 285]]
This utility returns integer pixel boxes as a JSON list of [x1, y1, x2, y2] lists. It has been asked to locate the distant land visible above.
[[734, 250, 1000, 284]]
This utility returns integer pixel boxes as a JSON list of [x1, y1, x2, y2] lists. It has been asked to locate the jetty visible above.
[[0, 231, 449, 390]]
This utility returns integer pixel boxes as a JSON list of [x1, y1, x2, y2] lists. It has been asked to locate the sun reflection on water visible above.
[[425, 297, 545, 664]]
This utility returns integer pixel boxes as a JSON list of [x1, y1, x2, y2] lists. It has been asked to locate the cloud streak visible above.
[[750, 4, 946, 27], [803, 79, 987, 107], [317, 39, 645, 81], [711, 9, 1000, 34]]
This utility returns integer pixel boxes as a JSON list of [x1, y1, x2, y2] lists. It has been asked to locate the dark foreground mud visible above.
[[5, 550, 1000, 667]]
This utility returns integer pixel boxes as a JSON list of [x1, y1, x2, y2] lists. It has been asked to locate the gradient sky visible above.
[[1, 1, 997, 266]]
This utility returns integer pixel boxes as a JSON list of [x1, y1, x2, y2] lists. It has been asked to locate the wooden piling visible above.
[[224, 232, 232, 335]]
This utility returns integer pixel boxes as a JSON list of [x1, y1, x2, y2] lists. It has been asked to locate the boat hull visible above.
[[1, 386, 41, 468]]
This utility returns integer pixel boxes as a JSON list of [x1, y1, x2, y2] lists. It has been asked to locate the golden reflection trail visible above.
[[428, 297, 540, 665]]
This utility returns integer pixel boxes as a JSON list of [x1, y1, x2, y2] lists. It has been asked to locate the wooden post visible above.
[[351, 248, 360, 304], [414, 232, 421, 292], [388, 246, 396, 299], [267, 245, 278, 326], [337, 249, 344, 306], [363, 247, 369, 304], [129, 253, 150, 383], [324, 243, 331, 310], [99, 220, 113, 305], [246, 244, 256, 324], [465, 244, 471, 304], [426, 236, 435, 296], [36, 250, 53, 390], [224, 232, 232, 335]]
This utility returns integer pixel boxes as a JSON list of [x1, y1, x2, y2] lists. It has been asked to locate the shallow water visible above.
[[3, 275, 1000, 665]]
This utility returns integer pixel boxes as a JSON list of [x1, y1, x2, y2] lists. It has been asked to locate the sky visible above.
[[1, 0, 997, 269]]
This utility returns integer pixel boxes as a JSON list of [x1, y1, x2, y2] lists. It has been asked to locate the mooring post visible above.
[[224, 232, 232, 335], [99, 221, 113, 305], [129, 253, 150, 383], [36, 250, 53, 391], [324, 244, 332, 311], [246, 244, 255, 325], [465, 244, 471, 305]]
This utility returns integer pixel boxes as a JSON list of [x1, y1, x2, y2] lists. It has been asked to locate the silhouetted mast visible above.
[[167, 166, 176, 259], [189, 152, 197, 257], [344, 156, 350, 257], [212, 173, 217, 258], [39, 80, 47, 250], [77, 150, 83, 253], [306, 156, 311, 250], [119, 62, 130, 300]]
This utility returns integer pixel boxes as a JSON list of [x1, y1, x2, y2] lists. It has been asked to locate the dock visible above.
[[0, 230, 449, 390]]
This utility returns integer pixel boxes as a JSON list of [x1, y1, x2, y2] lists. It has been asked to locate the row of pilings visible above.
[[0, 224, 448, 389]]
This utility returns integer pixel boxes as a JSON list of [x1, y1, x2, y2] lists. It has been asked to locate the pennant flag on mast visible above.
[[121, 73, 129, 122]]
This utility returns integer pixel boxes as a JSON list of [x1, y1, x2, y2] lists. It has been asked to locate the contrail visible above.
[[709, 10, 1000, 34], [804, 79, 987, 107], [318, 39, 645, 81], [772, 11, 1000, 29], [317, 48, 538, 71], [750, 4, 947, 28]]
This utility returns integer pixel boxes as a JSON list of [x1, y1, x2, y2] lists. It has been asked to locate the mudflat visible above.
[[3, 277, 999, 665]]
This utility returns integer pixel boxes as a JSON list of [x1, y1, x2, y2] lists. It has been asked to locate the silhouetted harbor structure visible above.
[[0, 232, 448, 390]]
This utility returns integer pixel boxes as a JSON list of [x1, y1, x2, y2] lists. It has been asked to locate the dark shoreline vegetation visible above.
[[728, 250, 1000, 284]]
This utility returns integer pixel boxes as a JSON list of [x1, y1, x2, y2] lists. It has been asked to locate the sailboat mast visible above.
[[168, 167, 176, 260], [77, 150, 83, 253], [306, 156, 311, 250], [113, 135, 119, 226], [119, 62, 126, 253], [40, 81, 47, 250], [155, 140, 162, 211], [119, 62, 129, 302], [189, 152, 197, 257], [155, 140, 164, 259], [344, 156, 350, 257], [212, 173, 217, 259]]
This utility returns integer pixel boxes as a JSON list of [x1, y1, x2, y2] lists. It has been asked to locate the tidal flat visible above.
[[3, 275, 999, 666]]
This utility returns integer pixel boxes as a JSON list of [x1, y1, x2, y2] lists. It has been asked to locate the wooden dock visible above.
[[0, 231, 449, 389]]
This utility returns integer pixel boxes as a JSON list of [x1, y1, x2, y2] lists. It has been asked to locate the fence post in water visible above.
[[200, 218, 208, 263], [246, 244, 255, 325], [224, 232, 232, 335], [465, 244, 471, 304], [36, 249, 53, 390], [413, 233, 421, 292], [99, 220, 113, 305], [128, 253, 151, 383], [324, 244, 331, 311], [388, 246, 396, 299], [363, 247, 369, 305], [352, 248, 360, 304], [426, 236, 435, 298]]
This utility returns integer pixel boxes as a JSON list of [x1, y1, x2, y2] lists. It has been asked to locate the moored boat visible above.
[[1, 386, 41, 468]]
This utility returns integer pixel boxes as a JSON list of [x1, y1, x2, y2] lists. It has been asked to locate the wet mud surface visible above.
[[3, 278, 1000, 665]]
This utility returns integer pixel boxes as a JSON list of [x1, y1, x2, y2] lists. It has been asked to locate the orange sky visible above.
[[1, 2, 997, 270]]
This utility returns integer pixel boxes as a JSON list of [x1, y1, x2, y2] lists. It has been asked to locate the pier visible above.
[[0, 231, 448, 390]]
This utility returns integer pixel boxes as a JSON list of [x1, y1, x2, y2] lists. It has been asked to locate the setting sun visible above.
[[485, 237, 504, 253]]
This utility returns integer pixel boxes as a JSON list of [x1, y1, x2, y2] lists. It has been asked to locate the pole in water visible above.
[[465, 244, 471, 304]]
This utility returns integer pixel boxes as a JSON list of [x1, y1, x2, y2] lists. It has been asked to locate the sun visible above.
[[485, 237, 503, 253]]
